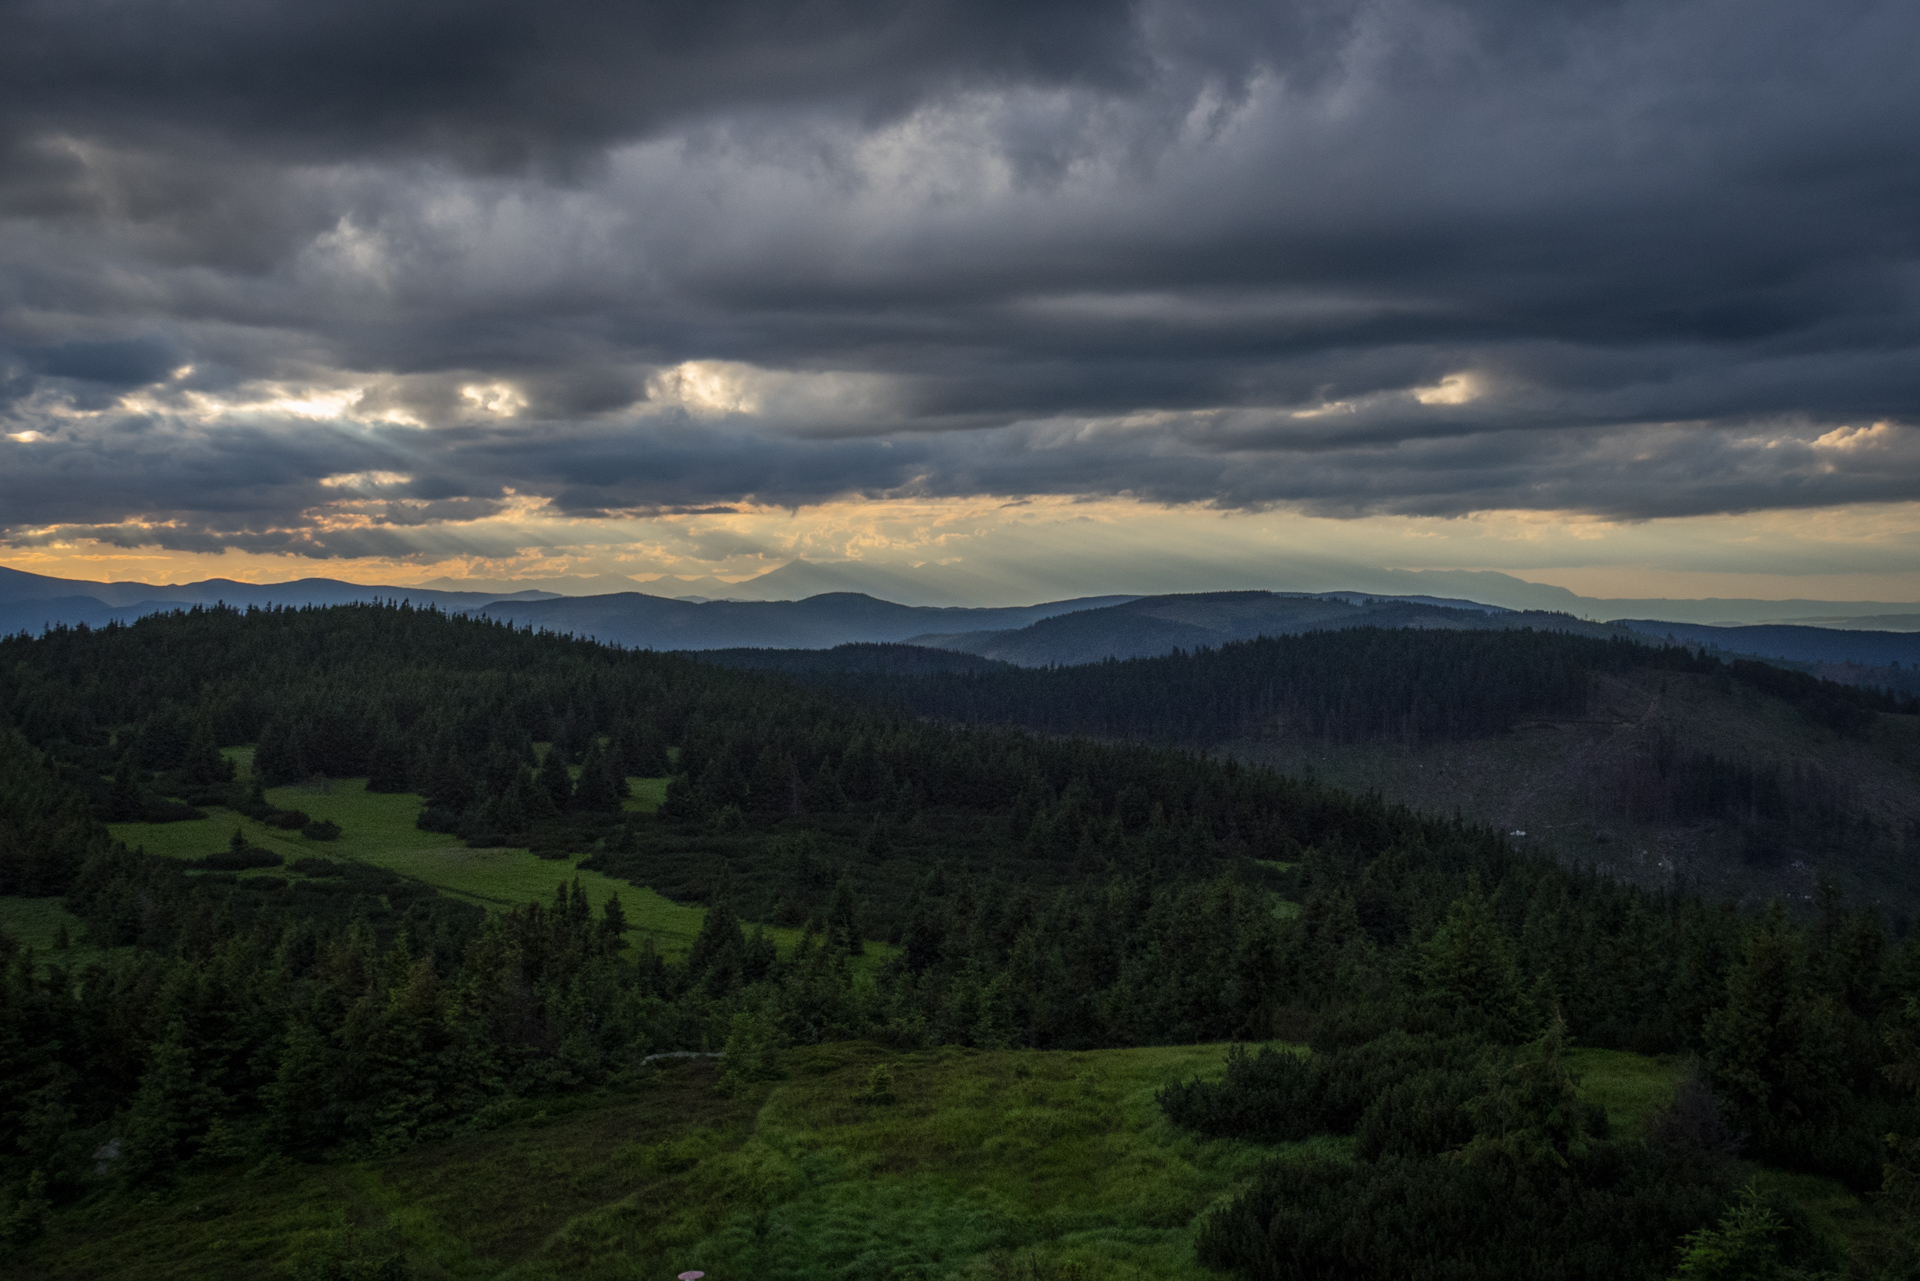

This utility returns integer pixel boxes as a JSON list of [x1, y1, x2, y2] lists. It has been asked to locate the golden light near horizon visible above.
[[7, 494, 1920, 604]]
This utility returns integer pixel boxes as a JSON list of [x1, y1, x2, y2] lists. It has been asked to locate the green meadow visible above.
[[1562, 1047, 1685, 1138], [13, 1038, 1752, 1281], [0, 894, 125, 973], [99, 756, 891, 965]]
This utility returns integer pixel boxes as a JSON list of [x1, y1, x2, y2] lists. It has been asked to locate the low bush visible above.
[[415, 806, 460, 833], [1195, 1147, 1735, 1281], [201, 846, 283, 871], [301, 819, 341, 841], [140, 797, 207, 823], [1157, 1032, 1489, 1143]]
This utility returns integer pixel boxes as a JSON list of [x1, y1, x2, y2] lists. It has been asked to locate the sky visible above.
[[2, 0, 1918, 603]]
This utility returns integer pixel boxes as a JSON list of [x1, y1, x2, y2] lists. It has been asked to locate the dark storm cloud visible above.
[[2, 0, 1918, 553], [0, 0, 1147, 171]]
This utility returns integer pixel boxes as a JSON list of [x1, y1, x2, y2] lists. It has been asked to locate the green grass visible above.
[[622, 776, 669, 813], [1565, 1048, 1687, 1138], [0, 895, 127, 973], [1751, 1169, 1881, 1264], [108, 769, 893, 966], [17, 1031, 1867, 1281], [19, 1042, 1299, 1281]]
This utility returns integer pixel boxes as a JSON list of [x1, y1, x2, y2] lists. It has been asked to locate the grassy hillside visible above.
[[100, 757, 889, 964], [11, 1041, 1724, 1281]]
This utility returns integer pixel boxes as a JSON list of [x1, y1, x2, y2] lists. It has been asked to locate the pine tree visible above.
[[118, 1020, 219, 1186], [1422, 882, 1532, 1041], [826, 874, 865, 956], [365, 726, 410, 793], [571, 739, 621, 813], [1667, 1182, 1788, 1281], [181, 718, 233, 787], [105, 753, 143, 821], [265, 1020, 337, 1154], [536, 747, 574, 813], [600, 893, 629, 947], [1453, 1011, 1599, 1169], [1705, 903, 1843, 1148], [688, 869, 745, 992]]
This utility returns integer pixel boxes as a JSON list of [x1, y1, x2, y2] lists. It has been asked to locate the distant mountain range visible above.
[[4, 560, 1919, 677], [415, 558, 978, 607], [471, 591, 1139, 650], [0, 564, 562, 638], [896, 591, 1616, 667], [421, 559, 1920, 626], [1614, 619, 1920, 668]]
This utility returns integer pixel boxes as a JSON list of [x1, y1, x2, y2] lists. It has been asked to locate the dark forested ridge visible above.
[[0, 604, 1915, 1277], [706, 630, 1920, 918], [734, 627, 1917, 746]]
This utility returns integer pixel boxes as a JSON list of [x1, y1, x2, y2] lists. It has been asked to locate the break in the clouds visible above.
[[1, 0, 1917, 564]]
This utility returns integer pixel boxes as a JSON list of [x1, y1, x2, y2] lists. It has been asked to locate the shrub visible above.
[[1354, 1067, 1481, 1160], [202, 846, 283, 871], [301, 819, 341, 841], [290, 857, 346, 876], [1158, 1033, 1490, 1144], [415, 807, 459, 833], [140, 797, 207, 823], [265, 808, 310, 830], [1195, 1147, 1734, 1281]]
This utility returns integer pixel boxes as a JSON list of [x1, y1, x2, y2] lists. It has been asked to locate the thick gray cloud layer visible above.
[[1, 0, 1917, 558]]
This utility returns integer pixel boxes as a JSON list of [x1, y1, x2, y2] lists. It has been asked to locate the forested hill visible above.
[[904, 589, 1619, 666], [1615, 617, 1920, 672], [1, 604, 1917, 1277], [713, 627, 1917, 746], [702, 629, 1920, 916]]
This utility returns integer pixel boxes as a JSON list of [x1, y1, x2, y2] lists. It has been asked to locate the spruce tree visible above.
[[365, 726, 410, 793], [118, 1020, 218, 1186], [1422, 882, 1532, 1041], [536, 748, 574, 813], [105, 753, 143, 821], [600, 893, 629, 947], [826, 874, 865, 956], [181, 718, 233, 787], [1705, 903, 1843, 1148], [688, 869, 745, 991], [571, 740, 621, 813]]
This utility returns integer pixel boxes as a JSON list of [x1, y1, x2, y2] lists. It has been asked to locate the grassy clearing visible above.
[[20, 1042, 1298, 1281], [108, 769, 892, 966], [0, 895, 127, 973], [623, 775, 669, 813], [1565, 1048, 1687, 1138]]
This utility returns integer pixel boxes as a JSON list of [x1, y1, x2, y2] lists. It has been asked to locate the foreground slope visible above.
[[2, 605, 1915, 1280], [13, 1041, 1704, 1281]]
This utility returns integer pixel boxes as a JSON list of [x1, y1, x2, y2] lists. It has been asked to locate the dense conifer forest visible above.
[[707, 633, 1920, 920], [0, 604, 1916, 1277]]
